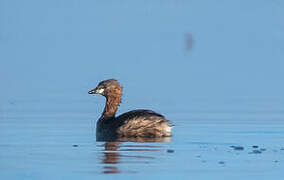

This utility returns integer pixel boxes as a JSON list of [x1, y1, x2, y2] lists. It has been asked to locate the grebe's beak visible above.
[[88, 87, 104, 94], [88, 88, 97, 94]]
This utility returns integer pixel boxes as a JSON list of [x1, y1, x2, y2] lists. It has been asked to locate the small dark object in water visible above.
[[252, 145, 259, 148], [249, 150, 262, 154], [72, 144, 79, 147], [280, 148, 284, 151], [260, 148, 266, 151], [218, 161, 225, 164], [202, 160, 207, 163], [89, 79, 172, 141], [274, 160, 279, 163], [230, 146, 244, 150], [196, 155, 201, 158], [167, 149, 174, 153], [253, 150, 262, 154]]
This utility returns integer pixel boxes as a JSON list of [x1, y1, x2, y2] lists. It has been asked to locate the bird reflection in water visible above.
[[102, 142, 121, 174], [99, 137, 171, 174]]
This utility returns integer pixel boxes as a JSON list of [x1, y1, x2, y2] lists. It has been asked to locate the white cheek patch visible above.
[[97, 88, 104, 94]]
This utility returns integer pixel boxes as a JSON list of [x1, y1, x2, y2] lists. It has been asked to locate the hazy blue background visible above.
[[1, 1, 284, 179], [1, 0, 284, 104]]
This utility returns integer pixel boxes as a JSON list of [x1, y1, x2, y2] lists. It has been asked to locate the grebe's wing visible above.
[[115, 109, 172, 137]]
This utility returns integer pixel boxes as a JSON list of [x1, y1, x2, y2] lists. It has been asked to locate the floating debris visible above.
[[72, 144, 79, 147], [260, 148, 266, 151], [253, 150, 262, 154], [218, 161, 225, 164], [167, 149, 174, 153], [252, 145, 259, 148], [249, 150, 262, 154], [230, 146, 244, 150], [280, 148, 284, 151]]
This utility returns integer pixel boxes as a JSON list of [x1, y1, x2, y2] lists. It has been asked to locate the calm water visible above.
[[1, 97, 284, 179]]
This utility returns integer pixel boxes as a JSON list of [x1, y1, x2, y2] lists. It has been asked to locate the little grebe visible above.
[[88, 79, 172, 140]]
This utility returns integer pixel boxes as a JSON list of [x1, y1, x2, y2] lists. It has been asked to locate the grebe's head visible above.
[[88, 79, 122, 97]]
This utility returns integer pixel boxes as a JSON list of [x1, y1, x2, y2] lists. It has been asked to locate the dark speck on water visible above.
[[72, 145, 79, 147], [260, 148, 266, 151], [9, 101, 15, 105], [280, 148, 284, 151], [167, 149, 174, 153], [230, 146, 244, 150], [252, 145, 259, 148], [218, 161, 225, 165], [249, 150, 262, 154]]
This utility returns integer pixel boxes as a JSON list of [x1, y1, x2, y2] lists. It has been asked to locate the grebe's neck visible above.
[[102, 94, 121, 118]]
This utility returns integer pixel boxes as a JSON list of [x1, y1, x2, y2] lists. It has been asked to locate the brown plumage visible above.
[[88, 79, 172, 141]]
